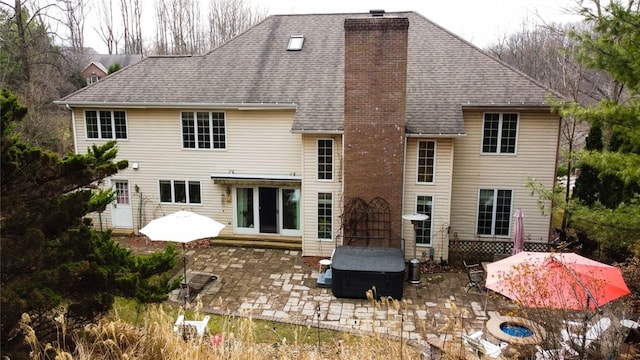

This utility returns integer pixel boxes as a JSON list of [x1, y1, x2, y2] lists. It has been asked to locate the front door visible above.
[[111, 179, 133, 228], [259, 187, 277, 233]]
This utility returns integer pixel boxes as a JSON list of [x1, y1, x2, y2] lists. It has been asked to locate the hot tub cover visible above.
[[331, 246, 405, 272]]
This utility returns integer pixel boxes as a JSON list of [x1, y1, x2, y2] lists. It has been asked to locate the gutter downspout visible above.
[[401, 134, 408, 258], [340, 133, 345, 247], [67, 104, 78, 154]]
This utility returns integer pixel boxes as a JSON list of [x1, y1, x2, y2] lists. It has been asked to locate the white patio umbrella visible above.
[[139, 210, 225, 292]]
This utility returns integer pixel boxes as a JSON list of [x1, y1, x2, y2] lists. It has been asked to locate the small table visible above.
[[317, 259, 332, 288]]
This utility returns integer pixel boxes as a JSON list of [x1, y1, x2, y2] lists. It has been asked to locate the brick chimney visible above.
[[343, 15, 409, 247]]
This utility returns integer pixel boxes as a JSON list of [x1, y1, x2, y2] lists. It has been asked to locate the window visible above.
[[236, 188, 254, 228], [477, 189, 512, 236], [287, 35, 304, 51], [482, 113, 518, 154], [317, 193, 332, 240], [417, 141, 435, 183], [182, 111, 226, 149], [114, 180, 129, 205], [87, 74, 99, 84], [159, 180, 201, 204], [282, 189, 300, 231], [85, 110, 127, 139], [416, 196, 433, 244], [318, 139, 333, 180]]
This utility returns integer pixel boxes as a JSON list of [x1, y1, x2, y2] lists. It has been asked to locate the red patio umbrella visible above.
[[485, 252, 630, 310]]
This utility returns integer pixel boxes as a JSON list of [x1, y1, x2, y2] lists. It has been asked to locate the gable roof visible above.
[[57, 11, 558, 136], [82, 61, 109, 74], [84, 54, 143, 70]]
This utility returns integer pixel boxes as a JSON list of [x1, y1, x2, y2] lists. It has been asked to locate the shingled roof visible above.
[[58, 11, 557, 135]]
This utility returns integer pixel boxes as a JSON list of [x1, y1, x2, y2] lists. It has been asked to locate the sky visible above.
[[83, 0, 584, 53], [257, 0, 583, 46]]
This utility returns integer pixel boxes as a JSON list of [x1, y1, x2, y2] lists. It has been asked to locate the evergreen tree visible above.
[[573, 124, 603, 206], [564, 1, 640, 261], [0, 89, 178, 353], [108, 63, 122, 74]]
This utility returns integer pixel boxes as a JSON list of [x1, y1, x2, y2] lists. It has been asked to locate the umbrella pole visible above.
[[182, 243, 189, 304]]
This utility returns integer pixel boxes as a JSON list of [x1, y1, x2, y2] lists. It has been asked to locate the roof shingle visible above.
[[59, 12, 557, 135]]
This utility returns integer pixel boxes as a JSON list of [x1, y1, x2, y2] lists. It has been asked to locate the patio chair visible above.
[[462, 330, 508, 358], [463, 260, 485, 293], [173, 314, 211, 340], [561, 317, 611, 354]]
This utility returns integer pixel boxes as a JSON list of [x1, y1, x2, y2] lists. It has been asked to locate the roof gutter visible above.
[[461, 102, 554, 111], [291, 129, 344, 135], [405, 133, 466, 138], [52, 100, 297, 110]]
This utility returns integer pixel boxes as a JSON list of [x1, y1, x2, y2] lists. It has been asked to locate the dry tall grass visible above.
[[14, 303, 427, 360]]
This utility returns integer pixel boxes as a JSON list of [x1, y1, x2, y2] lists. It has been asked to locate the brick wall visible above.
[[343, 17, 409, 247]]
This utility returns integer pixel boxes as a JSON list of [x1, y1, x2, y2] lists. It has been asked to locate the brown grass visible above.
[[15, 304, 428, 360]]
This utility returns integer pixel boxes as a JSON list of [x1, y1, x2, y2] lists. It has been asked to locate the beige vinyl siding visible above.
[[403, 138, 454, 261], [450, 110, 560, 244], [301, 134, 343, 257], [73, 107, 300, 234]]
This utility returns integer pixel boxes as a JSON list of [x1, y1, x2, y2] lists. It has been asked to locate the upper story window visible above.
[[159, 180, 201, 204], [477, 188, 512, 236], [182, 111, 226, 149], [87, 74, 99, 84], [317, 139, 333, 180], [85, 110, 127, 139], [482, 113, 518, 154], [417, 140, 435, 183]]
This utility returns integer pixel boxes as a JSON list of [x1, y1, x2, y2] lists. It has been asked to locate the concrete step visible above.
[[111, 229, 302, 251], [210, 236, 302, 251]]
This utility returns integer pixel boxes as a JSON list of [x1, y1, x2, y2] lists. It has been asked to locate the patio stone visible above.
[[120, 242, 531, 355]]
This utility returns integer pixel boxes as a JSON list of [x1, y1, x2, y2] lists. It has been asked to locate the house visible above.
[[80, 52, 143, 84], [56, 11, 561, 261]]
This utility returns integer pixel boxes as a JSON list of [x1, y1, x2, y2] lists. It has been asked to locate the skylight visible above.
[[287, 35, 304, 51]]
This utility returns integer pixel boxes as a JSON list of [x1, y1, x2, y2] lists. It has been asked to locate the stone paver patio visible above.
[[137, 245, 522, 355]]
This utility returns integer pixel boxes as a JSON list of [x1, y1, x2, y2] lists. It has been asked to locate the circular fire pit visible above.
[[500, 322, 534, 337], [486, 315, 546, 345]]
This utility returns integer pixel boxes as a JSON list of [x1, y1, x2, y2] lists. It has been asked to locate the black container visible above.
[[331, 246, 405, 299]]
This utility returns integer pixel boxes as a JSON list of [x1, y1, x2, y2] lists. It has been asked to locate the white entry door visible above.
[[111, 179, 133, 228]]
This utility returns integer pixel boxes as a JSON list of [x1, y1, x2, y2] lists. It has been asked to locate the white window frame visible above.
[[233, 186, 302, 236], [317, 192, 333, 241], [234, 187, 256, 234], [158, 180, 202, 204], [416, 140, 436, 184], [317, 139, 334, 181], [280, 188, 302, 237], [476, 188, 513, 237], [85, 110, 128, 140], [415, 195, 434, 246], [481, 113, 519, 154], [287, 35, 305, 51], [181, 111, 226, 150], [87, 74, 99, 84]]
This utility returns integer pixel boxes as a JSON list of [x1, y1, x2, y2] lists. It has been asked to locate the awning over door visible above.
[[211, 173, 302, 187]]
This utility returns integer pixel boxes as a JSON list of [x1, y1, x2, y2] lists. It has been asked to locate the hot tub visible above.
[[331, 246, 405, 299]]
